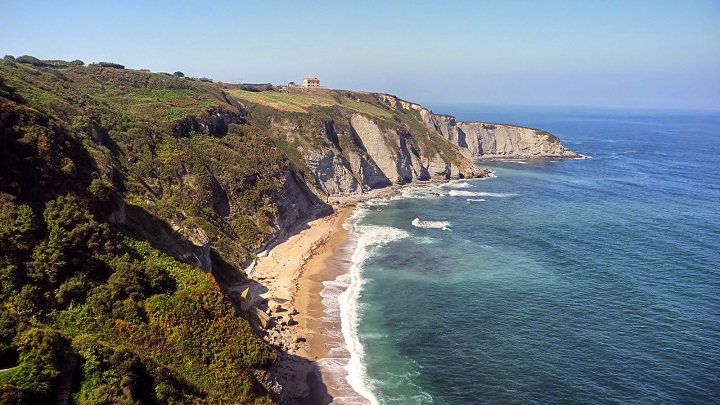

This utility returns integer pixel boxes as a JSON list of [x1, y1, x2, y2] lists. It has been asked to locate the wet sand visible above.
[[244, 187, 403, 403]]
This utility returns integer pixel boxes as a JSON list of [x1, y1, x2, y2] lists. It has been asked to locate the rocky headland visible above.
[[0, 58, 577, 404]]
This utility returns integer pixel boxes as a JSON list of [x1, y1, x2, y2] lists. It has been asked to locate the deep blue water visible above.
[[345, 106, 720, 404]]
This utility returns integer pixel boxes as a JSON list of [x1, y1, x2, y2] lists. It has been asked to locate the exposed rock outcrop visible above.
[[423, 110, 579, 158], [271, 168, 332, 245], [305, 149, 363, 196], [270, 112, 485, 199], [377, 93, 579, 159]]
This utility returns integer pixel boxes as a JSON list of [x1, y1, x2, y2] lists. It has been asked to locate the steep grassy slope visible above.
[[0, 59, 287, 403], [0, 55, 552, 403], [229, 87, 485, 196]]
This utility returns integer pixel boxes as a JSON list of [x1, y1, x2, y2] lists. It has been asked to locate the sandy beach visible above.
[[252, 203, 355, 358], [232, 187, 404, 403], [232, 201, 356, 403]]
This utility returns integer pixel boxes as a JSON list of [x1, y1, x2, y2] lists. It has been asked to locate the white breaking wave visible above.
[[359, 224, 411, 247], [364, 200, 390, 207], [466, 198, 486, 202], [439, 181, 474, 189], [448, 190, 517, 197], [338, 220, 412, 405], [400, 186, 447, 199], [412, 218, 451, 231]]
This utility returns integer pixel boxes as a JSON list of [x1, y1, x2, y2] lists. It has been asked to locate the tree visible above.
[[0, 328, 72, 401], [173, 71, 184, 78]]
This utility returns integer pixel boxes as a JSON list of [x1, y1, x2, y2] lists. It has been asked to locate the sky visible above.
[[2, 0, 719, 110]]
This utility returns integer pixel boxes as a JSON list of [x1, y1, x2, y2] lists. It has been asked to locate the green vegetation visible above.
[[89, 62, 125, 69], [535, 129, 560, 143], [0, 57, 281, 403], [0, 54, 477, 403], [228, 88, 393, 118]]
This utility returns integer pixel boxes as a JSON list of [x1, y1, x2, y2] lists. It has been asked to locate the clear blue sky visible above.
[[2, 0, 719, 110]]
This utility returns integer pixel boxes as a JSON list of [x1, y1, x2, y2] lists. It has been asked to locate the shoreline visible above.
[[241, 186, 401, 403], [235, 203, 354, 403], [243, 179, 487, 402]]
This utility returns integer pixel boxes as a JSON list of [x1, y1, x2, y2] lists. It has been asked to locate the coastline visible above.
[[244, 186, 400, 403], [238, 203, 353, 403], [247, 179, 493, 402]]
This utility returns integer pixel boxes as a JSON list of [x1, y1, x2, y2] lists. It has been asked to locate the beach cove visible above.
[[238, 187, 404, 403], [231, 106, 720, 405]]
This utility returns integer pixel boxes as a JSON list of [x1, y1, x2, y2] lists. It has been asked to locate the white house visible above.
[[303, 77, 320, 87]]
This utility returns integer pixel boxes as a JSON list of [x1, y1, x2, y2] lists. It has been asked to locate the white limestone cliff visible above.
[[376, 93, 580, 159]]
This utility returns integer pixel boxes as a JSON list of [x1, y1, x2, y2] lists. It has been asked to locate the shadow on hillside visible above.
[[261, 168, 335, 252], [122, 204, 214, 270], [268, 352, 333, 405], [120, 190, 336, 403]]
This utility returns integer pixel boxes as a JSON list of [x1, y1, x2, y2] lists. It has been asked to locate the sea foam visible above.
[[412, 218, 451, 231], [449, 190, 517, 197], [337, 217, 411, 405], [400, 186, 447, 199], [439, 181, 474, 189]]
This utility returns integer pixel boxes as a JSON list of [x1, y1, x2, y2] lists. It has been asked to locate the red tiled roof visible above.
[[304, 77, 320, 81]]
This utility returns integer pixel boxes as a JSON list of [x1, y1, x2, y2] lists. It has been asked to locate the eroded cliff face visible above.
[[424, 110, 579, 158], [161, 91, 577, 275], [269, 111, 484, 198], [458, 121, 578, 157], [271, 168, 332, 244], [370, 94, 581, 159]]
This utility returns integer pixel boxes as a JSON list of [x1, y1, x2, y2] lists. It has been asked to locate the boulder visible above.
[[239, 287, 253, 313], [250, 307, 272, 329]]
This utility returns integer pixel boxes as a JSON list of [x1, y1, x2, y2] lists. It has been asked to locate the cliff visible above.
[[233, 88, 487, 201], [375, 93, 578, 158], [0, 56, 578, 404]]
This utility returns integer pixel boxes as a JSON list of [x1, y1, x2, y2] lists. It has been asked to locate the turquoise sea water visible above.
[[338, 106, 720, 404]]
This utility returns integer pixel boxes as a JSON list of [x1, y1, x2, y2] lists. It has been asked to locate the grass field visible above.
[[227, 88, 393, 118]]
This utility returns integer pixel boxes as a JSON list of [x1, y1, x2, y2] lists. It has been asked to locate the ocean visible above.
[[319, 106, 720, 404]]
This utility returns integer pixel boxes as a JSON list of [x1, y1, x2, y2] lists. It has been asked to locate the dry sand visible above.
[[235, 186, 403, 402], [232, 203, 356, 403], [251, 204, 355, 355]]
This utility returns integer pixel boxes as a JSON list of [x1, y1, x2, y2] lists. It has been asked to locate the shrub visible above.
[[90, 62, 124, 69], [15, 55, 44, 66]]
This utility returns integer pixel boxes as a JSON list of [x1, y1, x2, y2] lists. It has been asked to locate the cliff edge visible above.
[[375, 94, 579, 159], [0, 57, 581, 404]]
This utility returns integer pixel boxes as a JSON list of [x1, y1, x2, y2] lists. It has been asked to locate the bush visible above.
[[173, 71, 184, 78], [2, 56, 16, 67], [90, 62, 124, 69], [0, 328, 72, 401], [15, 55, 44, 66]]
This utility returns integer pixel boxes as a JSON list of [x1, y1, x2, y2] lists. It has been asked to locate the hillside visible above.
[[0, 56, 575, 403], [0, 58, 277, 404]]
